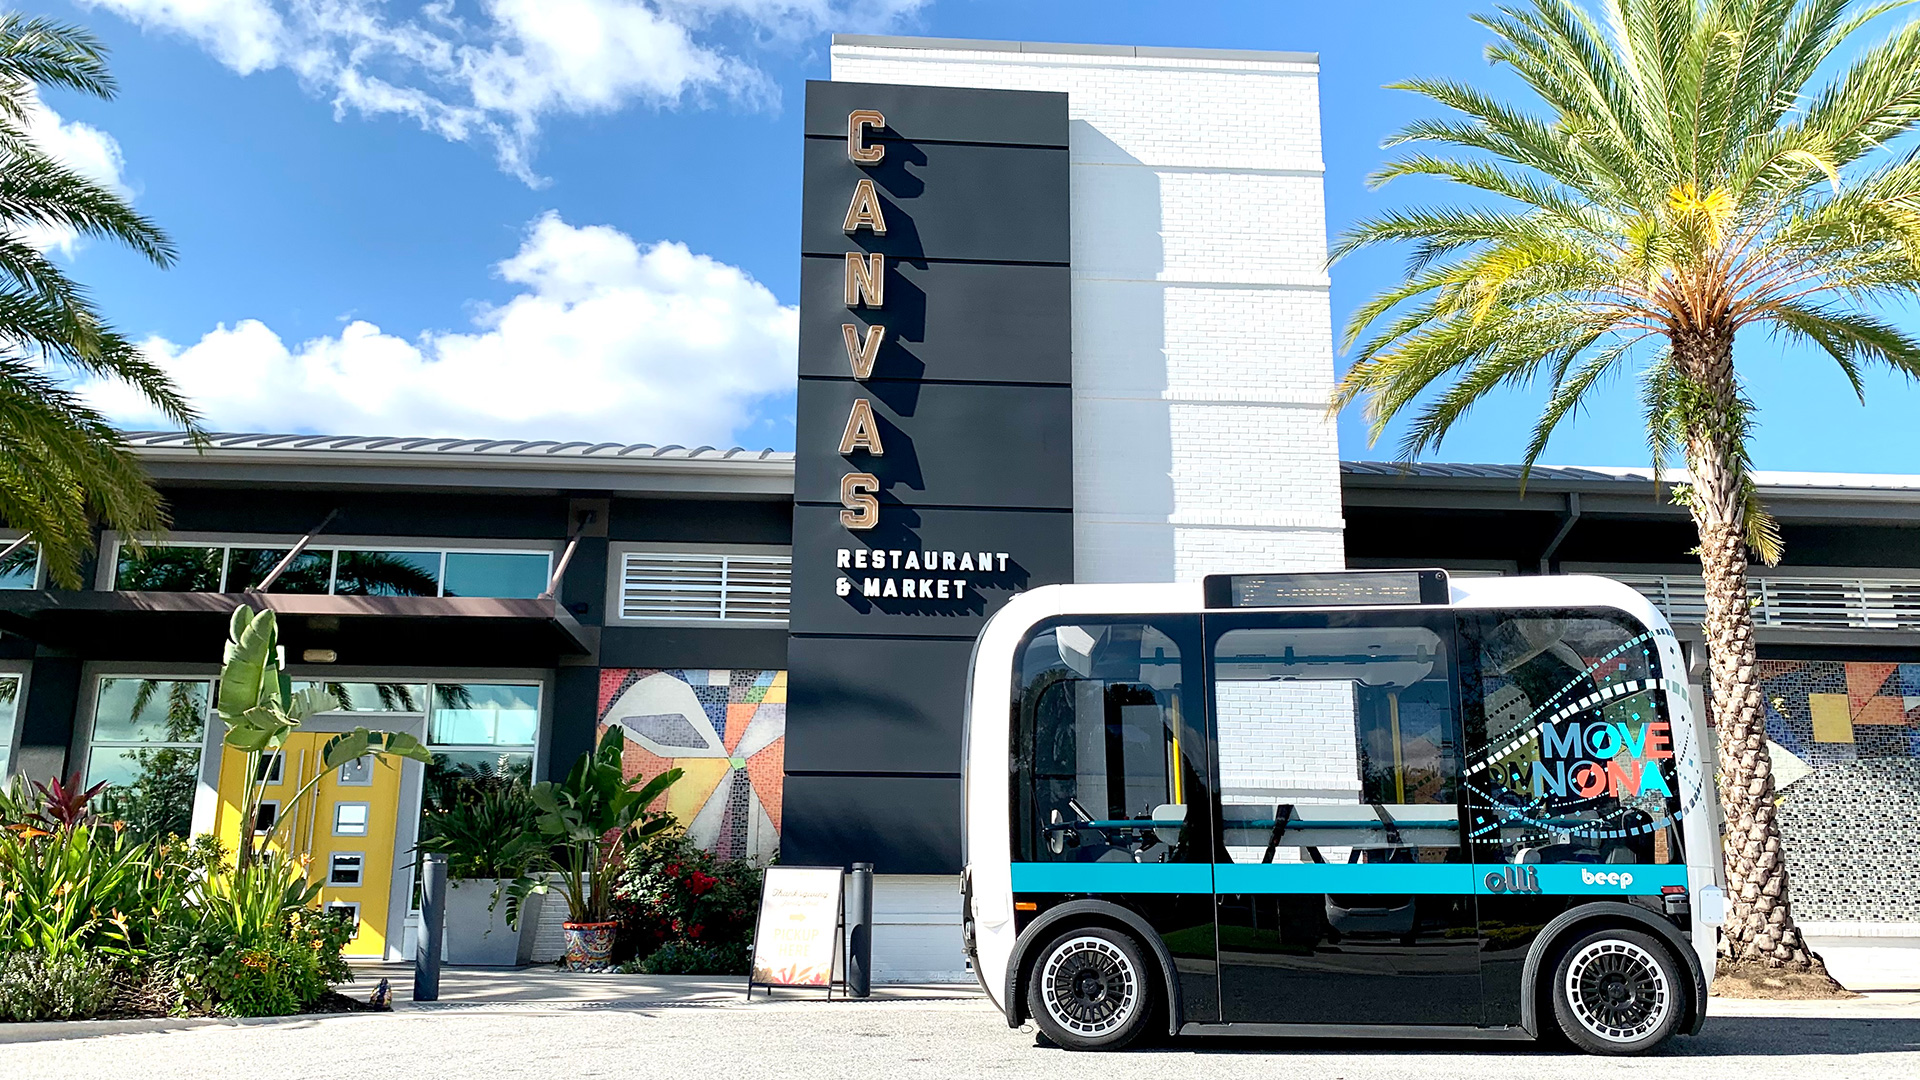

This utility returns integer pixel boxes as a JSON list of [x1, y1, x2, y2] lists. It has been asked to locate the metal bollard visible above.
[[846, 862, 874, 998], [415, 852, 447, 1002]]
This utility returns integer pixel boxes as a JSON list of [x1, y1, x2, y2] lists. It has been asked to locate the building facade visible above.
[[1, 34, 1913, 980], [0, 433, 795, 959]]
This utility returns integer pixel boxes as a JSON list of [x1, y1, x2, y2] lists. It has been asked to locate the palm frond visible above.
[[0, 16, 195, 586], [1333, 0, 1920, 579]]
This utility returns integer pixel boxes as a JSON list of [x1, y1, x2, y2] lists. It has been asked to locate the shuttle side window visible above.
[[1458, 610, 1687, 866], [1012, 619, 1206, 865], [1209, 619, 1463, 866]]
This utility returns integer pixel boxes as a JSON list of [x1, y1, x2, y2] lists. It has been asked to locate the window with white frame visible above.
[[617, 551, 791, 622], [423, 682, 539, 797], [0, 540, 40, 590], [414, 682, 541, 908], [0, 674, 21, 777], [84, 677, 211, 838], [330, 852, 365, 887], [112, 542, 551, 599]]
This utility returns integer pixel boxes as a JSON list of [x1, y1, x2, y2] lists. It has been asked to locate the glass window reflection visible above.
[[332, 551, 442, 597], [442, 552, 549, 599], [225, 548, 332, 593], [0, 545, 38, 589], [429, 683, 540, 746], [87, 676, 209, 841], [116, 546, 222, 591], [0, 675, 19, 776], [91, 678, 210, 743], [291, 681, 429, 713]]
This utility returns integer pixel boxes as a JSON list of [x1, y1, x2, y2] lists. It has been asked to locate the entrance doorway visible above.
[[213, 715, 424, 959]]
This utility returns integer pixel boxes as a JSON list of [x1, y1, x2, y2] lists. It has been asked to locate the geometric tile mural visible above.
[[596, 669, 785, 864], [1757, 660, 1920, 765], [1756, 661, 1920, 923]]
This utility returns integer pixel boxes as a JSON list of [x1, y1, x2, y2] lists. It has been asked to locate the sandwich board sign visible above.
[[748, 865, 845, 999]]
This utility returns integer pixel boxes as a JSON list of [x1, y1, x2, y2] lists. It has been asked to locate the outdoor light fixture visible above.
[[302, 648, 338, 663]]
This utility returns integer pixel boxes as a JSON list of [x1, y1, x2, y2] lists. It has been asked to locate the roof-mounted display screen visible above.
[[1202, 569, 1451, 609]]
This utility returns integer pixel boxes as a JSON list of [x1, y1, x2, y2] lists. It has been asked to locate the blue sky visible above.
[[34, 0, 1920, 470]]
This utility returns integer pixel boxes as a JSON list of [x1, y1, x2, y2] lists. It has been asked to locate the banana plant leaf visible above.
[[217, 606, 283, 721], [321, 728, 432, 771]]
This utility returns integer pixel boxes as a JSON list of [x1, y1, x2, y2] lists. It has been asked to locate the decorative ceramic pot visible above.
[[562, 921, 617, 972]]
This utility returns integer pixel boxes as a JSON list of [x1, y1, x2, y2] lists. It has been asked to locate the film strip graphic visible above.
[[1463, 627, 1705, 845]]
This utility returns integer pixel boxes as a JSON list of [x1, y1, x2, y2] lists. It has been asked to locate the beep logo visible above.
[[1581, 868, 1634, 890]]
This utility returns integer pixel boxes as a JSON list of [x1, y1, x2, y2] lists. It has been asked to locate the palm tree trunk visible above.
[[1675, 330, 1828, 978]]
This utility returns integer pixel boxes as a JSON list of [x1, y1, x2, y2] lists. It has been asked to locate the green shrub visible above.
[[0, 950, 117, 1022], [161, 852, 353, 1017], [172, 909, 353, 1017], [416, 776, 545, 880], [0, 820, 191, 960], [627, 940, 751, 976], [0, 804, 352, 1021], [610, 827, 763, 972]]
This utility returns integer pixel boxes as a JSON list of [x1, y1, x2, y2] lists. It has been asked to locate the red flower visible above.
[[689, 924, 705, 940], [687, 871, 717, 896]]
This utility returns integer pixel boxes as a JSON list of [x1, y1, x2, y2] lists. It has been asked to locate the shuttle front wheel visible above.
[[1549, 928, 1684, 1055], [1026, 927, 1155, 1050]]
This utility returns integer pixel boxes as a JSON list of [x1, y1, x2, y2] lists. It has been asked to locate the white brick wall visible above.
[[833, 36, 1343, 983], [1215, 681, 1359, 795], [833, 39, 1345, 586]]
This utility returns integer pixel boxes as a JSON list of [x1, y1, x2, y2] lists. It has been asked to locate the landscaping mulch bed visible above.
[[69, 977, 391, 1022], [1713, 961, 1860, 1000]]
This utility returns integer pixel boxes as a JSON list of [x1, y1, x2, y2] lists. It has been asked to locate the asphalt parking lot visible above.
[[3, 994, 1917, 1080]]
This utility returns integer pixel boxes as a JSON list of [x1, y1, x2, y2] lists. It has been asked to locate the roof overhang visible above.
[[0, 591, 595, 666], [1341, 463, 1920, 525], [123, 433, 795, 498]]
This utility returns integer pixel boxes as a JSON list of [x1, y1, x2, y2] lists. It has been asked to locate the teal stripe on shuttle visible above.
[[1482, 863, 1687, 896], [1010, 862, 1212, 894], [1215, 862, 1473, 893], [1011, 861, 1690, 897]]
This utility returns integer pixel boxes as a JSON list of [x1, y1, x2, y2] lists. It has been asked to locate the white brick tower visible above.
[[831, 36, 1345, 583]]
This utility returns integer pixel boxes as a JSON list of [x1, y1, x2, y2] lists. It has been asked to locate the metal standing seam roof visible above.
[[120, 431, 794, 464], [1341, 462, 1658, 484], [1342, 460, 1920, 494], [830, 34, 1319, 66]]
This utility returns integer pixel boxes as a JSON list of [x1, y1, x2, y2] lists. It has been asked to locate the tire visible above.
[[1025, 927, 1156, 1051], [1549, 928, 1685, 1055]]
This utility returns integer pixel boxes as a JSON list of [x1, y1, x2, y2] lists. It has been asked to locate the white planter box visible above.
[[443, 878, 542, 966]]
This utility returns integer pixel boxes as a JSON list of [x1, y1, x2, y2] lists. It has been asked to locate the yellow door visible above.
[[214, 734, 406, 958]]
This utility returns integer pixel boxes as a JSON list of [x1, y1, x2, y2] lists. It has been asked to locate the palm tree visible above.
[[0, 13, 197, 587], [1331, 0, 1920, 985]]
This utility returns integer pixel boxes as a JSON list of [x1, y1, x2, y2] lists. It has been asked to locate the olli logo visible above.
[[1581, 868, 1635, 890], [1483, 866, 1540, 894]]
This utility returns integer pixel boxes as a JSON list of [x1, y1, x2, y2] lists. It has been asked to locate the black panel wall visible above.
[[784, 81, 1073, 874]]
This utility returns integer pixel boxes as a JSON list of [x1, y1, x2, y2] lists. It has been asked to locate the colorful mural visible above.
[[597, 669, 785, 864], [1757, 661, 1920, 924], [1758, 660, 1920, 764]]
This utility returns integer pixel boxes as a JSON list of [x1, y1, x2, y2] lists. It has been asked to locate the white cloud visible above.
[[83, 0, 285, 74], [78, 0, 927, 182], [16, 91, 133, 255], [83, 212, 799, 446]]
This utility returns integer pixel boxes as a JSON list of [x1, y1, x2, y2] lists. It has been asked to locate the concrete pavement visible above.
[[1, 984, 1915, 1079]]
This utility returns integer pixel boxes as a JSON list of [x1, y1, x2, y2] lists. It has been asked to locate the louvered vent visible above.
[[619, 552, 791, 622]]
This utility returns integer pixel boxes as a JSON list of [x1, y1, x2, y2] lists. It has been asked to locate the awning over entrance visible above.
[[0, 591, 593, 666]]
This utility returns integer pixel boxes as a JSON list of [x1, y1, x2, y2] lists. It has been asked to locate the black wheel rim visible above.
[[1566, 940, 1669, 1042], [1042, 936, 1137, 1037]]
